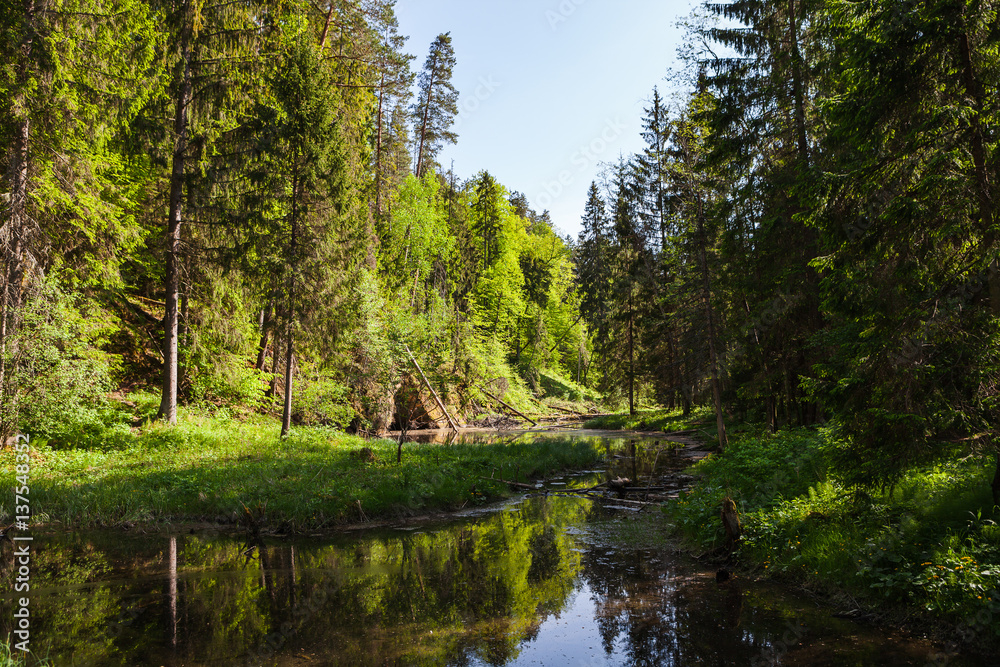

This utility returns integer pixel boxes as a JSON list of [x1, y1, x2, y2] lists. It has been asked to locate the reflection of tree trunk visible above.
[[260, 544, 276, 603], [630, 440, 638, 482], [169, 536, 178, 648], [289, 545, 297, 607]]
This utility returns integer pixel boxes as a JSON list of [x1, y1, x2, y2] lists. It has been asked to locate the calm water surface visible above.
[[0, 431, 988, 666]]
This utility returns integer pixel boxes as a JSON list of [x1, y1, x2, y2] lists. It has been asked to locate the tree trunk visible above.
[[318, 2, 335, 49], [375, 72, 386, 216], [415, 56, 437, 177], [697, 196, 728, 450], [158, 14, 193, 424], [955, 13, 994, 239], [992, 446, 1000, 508], [255, 301, 273, 371], [281, 153, 301, 437], [1, 0, 37, 438], [1, 128, 29, 412], [267, 331, 281, 398], [788, 0, 809, 168], [281, 323, 294, 437], [628, 286, 635, 416]]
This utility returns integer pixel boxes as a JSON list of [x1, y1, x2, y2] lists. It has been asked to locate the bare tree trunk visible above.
[[1, 0, 38, 439], [628, 286, 635, 416], [414, 57, 437, 177], [158, 12, 193, 424], [697, 196, 728, 450], [281, 323, 294, 437], [318, 2, 335, 49], [255, 301, 273, 371]]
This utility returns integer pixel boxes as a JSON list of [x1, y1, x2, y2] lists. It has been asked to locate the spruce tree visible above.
[[411, 32, 459, 178], [0, 0, 162, 438]]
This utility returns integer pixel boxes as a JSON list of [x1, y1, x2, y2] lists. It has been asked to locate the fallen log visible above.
[[478, 386, 538, 426], [588, 496, 659, 508], [479, 476, 536, 490], [405, 344, 460, 433], [548, 405, 585, 416]]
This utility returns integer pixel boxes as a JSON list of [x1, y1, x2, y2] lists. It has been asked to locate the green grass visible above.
[[536, 368, 603, 408], [663, 423, 1000, 649], [0, 405, 606, 532], [583, 407, 713, 432], [0, 640, 51, 667]]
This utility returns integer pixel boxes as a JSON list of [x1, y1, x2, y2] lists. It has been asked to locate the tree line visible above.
[[575, 0, 1000, 502], [0, 0, 588, 445]]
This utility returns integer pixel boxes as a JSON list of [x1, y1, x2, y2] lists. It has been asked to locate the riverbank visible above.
[[0, 409, 606, 533], [646, 416, 1000, 654]]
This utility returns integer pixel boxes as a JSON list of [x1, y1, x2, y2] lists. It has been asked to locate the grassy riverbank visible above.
[[0, 406, 605, 532], [662, 421, 1000, 650], [583, 407, 713, 432]]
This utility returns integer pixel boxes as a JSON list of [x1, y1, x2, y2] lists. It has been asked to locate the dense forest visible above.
[[574, 0, 1000, 504], [0, 0, 590, 446], [1, 0, 999, 510]]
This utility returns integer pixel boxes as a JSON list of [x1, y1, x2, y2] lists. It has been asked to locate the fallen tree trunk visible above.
[[405, 344, 460, 433], [478, 385, 538, 426]]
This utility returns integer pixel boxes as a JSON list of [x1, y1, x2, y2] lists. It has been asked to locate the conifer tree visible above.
[[245, 29, 347, 437], [152, 0, 277, 424], [411, 33, 459, 178], [0, 0, 162, 438]]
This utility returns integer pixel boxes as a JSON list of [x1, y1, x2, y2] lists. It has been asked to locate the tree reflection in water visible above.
[[0, 495, 987, 666]]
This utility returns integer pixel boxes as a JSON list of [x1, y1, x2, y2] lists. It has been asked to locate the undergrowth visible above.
[[663, 424, 1000, 648], [584, 407, 713, 432]]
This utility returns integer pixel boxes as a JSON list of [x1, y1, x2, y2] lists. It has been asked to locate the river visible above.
[[0, 430, 988, 666]]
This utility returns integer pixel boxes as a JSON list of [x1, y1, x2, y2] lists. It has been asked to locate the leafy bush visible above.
[[9, 277, 123, 449], [293, 376, 356, 428]]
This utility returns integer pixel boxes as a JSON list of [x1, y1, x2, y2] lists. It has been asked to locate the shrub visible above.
[[8, 277, 122, 449]]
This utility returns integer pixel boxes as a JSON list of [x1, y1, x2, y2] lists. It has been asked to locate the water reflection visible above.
[[0, 429, 990, 666], [0, 494, 987, 666]]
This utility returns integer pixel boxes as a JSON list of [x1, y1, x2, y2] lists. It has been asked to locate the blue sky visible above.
[[394, 0, 699, 239]]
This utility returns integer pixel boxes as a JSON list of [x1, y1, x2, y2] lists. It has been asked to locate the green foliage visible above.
[[667, 424, 1000, 633], [0, 639, 53, 666], [11, 278, 124, 449], [182, 270, 268, 407], [585, 407, 711, 432]]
